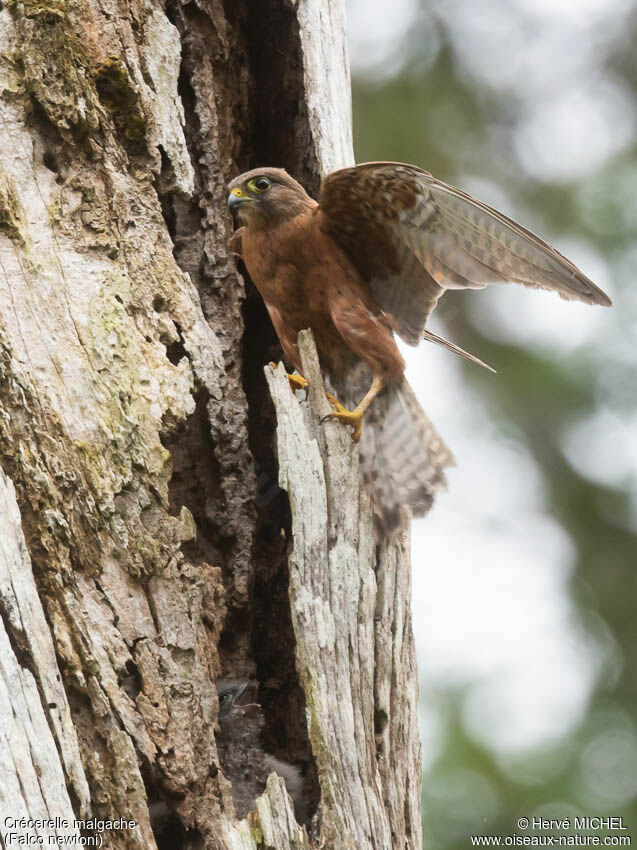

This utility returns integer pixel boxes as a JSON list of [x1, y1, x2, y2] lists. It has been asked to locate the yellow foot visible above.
[[321, 403, 363, 442], [268, 363, 308, 393], [287, 372, 308, 392]]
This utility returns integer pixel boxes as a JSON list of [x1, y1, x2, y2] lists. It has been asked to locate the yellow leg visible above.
[[321, 374, 385, 442]]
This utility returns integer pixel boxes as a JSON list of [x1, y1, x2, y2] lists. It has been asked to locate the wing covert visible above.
[[318, 162, 611, 345]]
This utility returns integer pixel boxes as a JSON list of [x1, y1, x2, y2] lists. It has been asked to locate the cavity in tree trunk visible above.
[[0, 1, 423, 848]]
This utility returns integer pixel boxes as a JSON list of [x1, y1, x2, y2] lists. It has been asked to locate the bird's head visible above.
[[217, 679, 261, 721], [227, 168, 315, 228], [216, 679, 264, 744]]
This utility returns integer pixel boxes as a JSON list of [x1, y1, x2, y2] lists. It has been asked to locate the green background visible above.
[[349, 1, 637, 846]]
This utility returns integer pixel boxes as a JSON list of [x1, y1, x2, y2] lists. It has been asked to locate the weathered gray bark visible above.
[[0, 0, 422, 848], [266, 335, 422, 849]]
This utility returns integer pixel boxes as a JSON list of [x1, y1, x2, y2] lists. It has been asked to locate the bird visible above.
[[215, 679, 305, 822], [227, 162, 611, 533]]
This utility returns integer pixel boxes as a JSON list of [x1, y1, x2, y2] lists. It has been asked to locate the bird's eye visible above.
[[253, 177, 271, 192], [219, 693, 231, 704]]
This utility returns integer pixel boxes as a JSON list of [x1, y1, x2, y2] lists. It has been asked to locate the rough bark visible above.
[[266, 334, 422, 849], [0, 0, 422, 848]]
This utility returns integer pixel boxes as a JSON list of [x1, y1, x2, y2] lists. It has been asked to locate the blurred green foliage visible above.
[[351, 5, 637, 848]]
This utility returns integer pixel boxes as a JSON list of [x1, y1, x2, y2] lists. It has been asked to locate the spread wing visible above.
[[318, 162, 611, 346]]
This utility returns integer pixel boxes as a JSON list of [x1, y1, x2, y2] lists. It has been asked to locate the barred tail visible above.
[[358, 377, 454, 535]]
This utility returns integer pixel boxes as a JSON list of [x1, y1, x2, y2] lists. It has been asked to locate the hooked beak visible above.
[[227, 187, 249, 211], [232, 681, 260, 716], [233, 681, 259, 706]]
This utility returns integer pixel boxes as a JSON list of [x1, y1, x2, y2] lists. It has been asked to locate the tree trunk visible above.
[[0, 0, 422, 848]]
